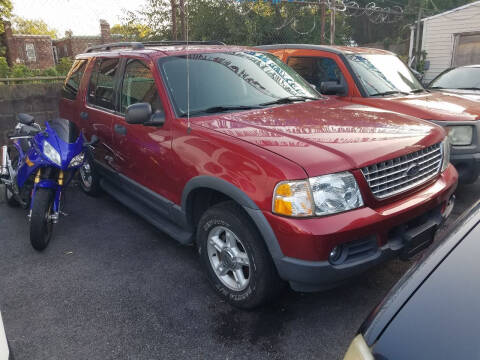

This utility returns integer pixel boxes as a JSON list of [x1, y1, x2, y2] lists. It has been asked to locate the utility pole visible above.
[[414, 6, 423, 68], [179, 0, 186, 41], [170, 0, 178, 41], [330, 3, 336, 45], [321, 1, 326, 44]]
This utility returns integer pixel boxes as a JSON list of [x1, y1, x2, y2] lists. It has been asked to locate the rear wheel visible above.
[[79, 151, 101, 196], [4, 148, 19, 207], [29, 188, 55, 251], [197, 201, 284, 309], [5, 186, 19, 207]]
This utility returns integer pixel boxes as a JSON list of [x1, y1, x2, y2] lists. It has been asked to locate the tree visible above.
[[0, 0, 13, 56], [55, 57, 73, 76], [12, 16, 57, 38], [111, 23, 153, 41]]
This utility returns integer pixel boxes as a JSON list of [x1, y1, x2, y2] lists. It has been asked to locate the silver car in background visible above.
[[0, 313, 9, 360]]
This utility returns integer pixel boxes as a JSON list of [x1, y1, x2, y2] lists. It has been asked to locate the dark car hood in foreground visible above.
[[356, 91, 480, 122], [361, 201, 480, 359], [193, 98, 444, 176]]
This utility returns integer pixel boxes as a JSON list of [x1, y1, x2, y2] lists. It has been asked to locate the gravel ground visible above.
[[0, 180, 478, 360]]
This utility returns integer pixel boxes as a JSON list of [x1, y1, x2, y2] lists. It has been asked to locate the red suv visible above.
[[60, 42, 457, 308], [261, 45, 480, 184]]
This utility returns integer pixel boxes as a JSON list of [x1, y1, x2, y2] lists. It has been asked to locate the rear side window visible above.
[[120, 59, 163, 114], [88, 58, 120, 111], [62, 59, 87, 100], [287, 56, 344, 88]]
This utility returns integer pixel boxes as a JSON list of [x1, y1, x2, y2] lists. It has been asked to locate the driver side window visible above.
[[120, 59, 164, 115], [288, 56, 344, 89]]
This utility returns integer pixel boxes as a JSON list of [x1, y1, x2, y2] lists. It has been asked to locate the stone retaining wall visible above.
[[0, 83, 62, 145]]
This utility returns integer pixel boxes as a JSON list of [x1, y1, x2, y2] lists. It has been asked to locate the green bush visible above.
[[0, 57, 9, 78], [55, 57, 73, 76], [10, 64, 33, 78], [41, 67, 58, 76]]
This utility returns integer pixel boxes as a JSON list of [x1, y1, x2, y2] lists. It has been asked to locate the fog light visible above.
[[329, 245, 344, 264]]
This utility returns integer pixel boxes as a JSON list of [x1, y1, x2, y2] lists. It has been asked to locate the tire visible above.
[[78, 151, 101, 196], [197, 201, 284, 309], [5, 148, 19, 207], [5, 185, 19, 207], [29, 188, 55, 251]]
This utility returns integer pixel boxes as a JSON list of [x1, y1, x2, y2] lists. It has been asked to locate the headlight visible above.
[[441, 138, 450, 172], [343, 335, 374, 360], [272, 172, 364, 218], [309, 172, 363, 216], [43, 141, 61, 166], [68, 152, 85, 168], [447, 125, 473, 145], [273, 180, 313, 217]]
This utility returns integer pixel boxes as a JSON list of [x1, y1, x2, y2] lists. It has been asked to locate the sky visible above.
[[12, 0, 145, 37]]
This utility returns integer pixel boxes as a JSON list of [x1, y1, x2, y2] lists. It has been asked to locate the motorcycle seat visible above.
[[17, 113, 35, 126]]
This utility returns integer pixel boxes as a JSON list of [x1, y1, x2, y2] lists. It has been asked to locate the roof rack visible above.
[[85, 40, 226, 53], [142, 40, 226, 46], [85, 42, 145, 53]]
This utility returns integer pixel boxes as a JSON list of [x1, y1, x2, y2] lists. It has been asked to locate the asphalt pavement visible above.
[[0, 180, 479, 360]]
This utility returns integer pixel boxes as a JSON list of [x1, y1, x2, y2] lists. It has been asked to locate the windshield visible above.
[[430, 67, 480, 90], [347, 54, 423, 96], [159, 51, 320, 116]]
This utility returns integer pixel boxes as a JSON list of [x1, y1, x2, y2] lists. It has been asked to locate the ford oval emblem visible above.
[[406, 163, 421, 177]]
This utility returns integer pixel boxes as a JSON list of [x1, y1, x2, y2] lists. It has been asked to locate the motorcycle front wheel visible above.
[[30, 188, 55, 251]]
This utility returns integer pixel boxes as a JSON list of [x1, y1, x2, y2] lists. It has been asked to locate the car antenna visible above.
[[186, 0, 191, 134]]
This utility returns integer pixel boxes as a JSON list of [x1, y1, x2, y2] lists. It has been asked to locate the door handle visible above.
[[114, 124, 127, 136], [80, 111, 88, 120]]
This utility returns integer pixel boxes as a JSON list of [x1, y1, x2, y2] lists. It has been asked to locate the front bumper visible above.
[[267, 165, 458, 292]]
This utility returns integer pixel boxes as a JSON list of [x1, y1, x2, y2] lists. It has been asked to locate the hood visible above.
[[358, 91, 480, 122], [192, 98, 445, 176], [431, 89, 480, 103]]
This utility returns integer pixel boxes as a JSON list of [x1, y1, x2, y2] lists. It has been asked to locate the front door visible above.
[[112, 57, 174, 200]]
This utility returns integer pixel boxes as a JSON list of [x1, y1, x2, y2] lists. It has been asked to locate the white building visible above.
[[417, 1, 480, 82]]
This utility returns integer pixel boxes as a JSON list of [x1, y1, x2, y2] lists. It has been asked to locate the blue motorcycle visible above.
[[0, 114, 98, 251]]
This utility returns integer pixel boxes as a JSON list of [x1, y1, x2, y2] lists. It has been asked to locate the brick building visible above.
[[53, 20, 121, 61], [3, 21, 55, 69], [3, 19, 120, 70]]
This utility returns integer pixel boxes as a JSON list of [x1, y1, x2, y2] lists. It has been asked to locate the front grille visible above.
[[361, 143, 443, 199]]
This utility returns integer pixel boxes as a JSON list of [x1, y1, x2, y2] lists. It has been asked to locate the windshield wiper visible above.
[[429, 86, 444, 89], [457, 87, 480, 91], [370, 90, 410, 97], [259, 96, 320, 106], [179, 105, 262, 117]]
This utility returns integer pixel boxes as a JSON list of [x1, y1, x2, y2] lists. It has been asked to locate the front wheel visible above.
[[197, 201, 284, 309], [30, 188, 55, 251]]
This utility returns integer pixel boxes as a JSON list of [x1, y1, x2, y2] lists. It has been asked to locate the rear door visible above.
[[83, 57, 121, 170], [58, 59, 88, 127]]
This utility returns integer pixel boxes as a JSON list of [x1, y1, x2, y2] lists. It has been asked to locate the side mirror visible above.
[[126, 103, 152, 124], [320, 81, 348, 96]]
